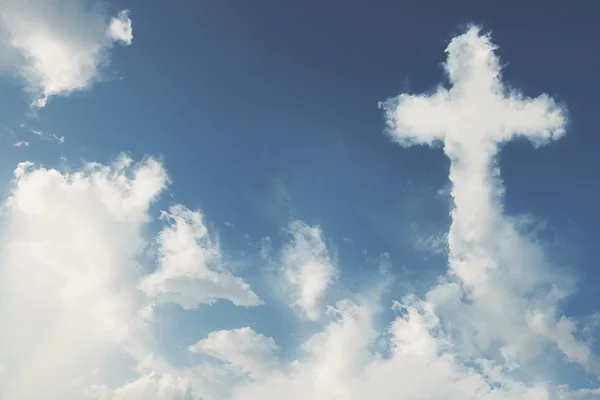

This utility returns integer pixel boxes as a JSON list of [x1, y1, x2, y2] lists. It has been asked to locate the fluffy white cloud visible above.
[[279, 220, 337, 320], [107, 10, 133, 46], [0, 155, 167, 399], [225, 298, 556, 400], [139, 205, 262, 309], [0, 150, 264, 399], [380, 25, 592, 372], [190, 327, 280, 378], [0, 0, 133, 107]]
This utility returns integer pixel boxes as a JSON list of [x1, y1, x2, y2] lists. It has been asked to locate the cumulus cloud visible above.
[[279, 220, 338, 320], [0, 0, 133, 107], [225, 298, 556, 400], [0, 155, 167, 399], [190, 327, 280, 378], [107, 10, 133, 46], [0, 153, 262, 399], [139, 205, 262, 309]]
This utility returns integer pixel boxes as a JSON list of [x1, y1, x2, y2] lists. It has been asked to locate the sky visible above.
[[0, 0, 599, 399]]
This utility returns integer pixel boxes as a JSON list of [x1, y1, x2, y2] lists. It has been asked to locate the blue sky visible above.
[[0, 1, 599, 399]]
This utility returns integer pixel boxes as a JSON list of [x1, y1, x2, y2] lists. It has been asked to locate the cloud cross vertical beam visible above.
[[381, 26, 566, 289]]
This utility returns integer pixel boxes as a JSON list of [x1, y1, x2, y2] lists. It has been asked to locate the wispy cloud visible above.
[[29, 128, 65, 143], [411, 223, 447, 255], [139, 205, 262, 309], [278, 221, 338, 320], [51, 133, 65, 144], [13, 141, 28, 147]]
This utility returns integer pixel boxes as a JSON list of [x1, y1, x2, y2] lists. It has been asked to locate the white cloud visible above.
[[380, 25, 591, 372], [139, 205, 262, 309], [0, 155, 168, 399], [226, 298, 558, 400], [13, 140, 28, 147], [279, 220, 337, 320], [52, 133, 66, 143], [107, 10, 133, 46], [87, 373, 193, 400], [190, 327, 280, 378], [0, 0, 133, 107], [28, 128, 66, 143], [0, 154, 261, 399]]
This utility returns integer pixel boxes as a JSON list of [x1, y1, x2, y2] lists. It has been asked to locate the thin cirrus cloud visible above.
[[0, 10, 598, 400], [29, 128, 65, 143], [0, 0, 132, 107]]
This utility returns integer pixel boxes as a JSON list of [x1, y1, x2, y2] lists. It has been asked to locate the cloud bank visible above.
[[0, 24, 597, 400], [0, 0, 133, 107]]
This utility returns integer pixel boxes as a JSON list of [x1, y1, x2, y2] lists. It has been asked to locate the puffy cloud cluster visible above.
[[0, 155, 261, 399], [0, 23, 598, 400], [0, 155, 167, 398], [0, 0, 133, 107]]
